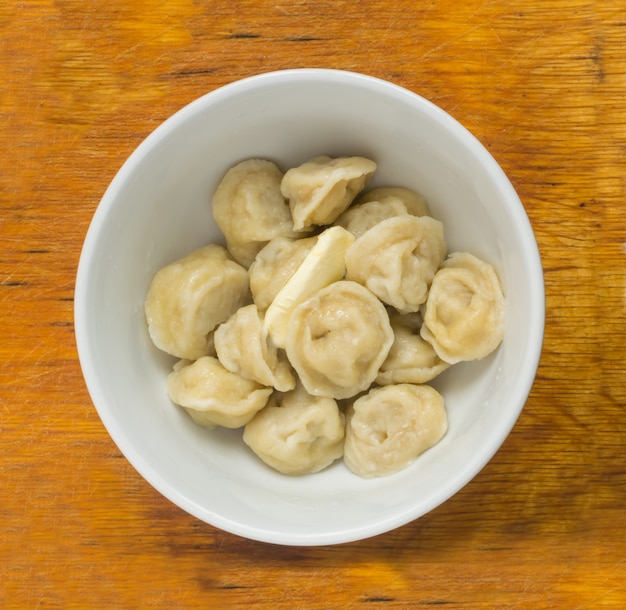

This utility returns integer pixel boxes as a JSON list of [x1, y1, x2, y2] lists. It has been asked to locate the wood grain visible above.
[[1, 0, 624, 607]]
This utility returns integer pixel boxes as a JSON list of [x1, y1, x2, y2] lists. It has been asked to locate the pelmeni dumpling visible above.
[[345, 215, 447, 313], [285, 281, 393, 399], [243, 383, 345, 475], [356, 186, 430, 217], [280, 155, 377, 230], [145, 245, 250, 360], [376, 311, 450, 385], [248, 235, 317, 311], [420, 251, 505, 364], [214, 304, 296, 392], [334, 198, 410, 238], [166, 356, 273, 429], [344, 384, 448, 478], [212, 159, 303, 268]]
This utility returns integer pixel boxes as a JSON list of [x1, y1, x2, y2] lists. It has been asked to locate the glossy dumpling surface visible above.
[[344, 384, 448, 478], [420, 251, 505, 363], [166, 356, 273, 429], [280, 156, 376, 230], [376, 311, 450, 385], [285, 281, 393, 399], [243, 384, 345, 475], [345, 215, 447, 313], [144, 245, 250, 360], [212, 159, 302, 267], [214, 304, 296, 392]]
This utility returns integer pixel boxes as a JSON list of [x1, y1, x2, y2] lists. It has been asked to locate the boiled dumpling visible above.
[[285, 280, 393, 399], [212, 159, 304, 268], [334, 198, 410, 238], [248, 235, 317, 311], [243, 383, 345, 475], [376, 311, 450, 385], [356, 186, 430, 217], [144, 245, 250, 360], [420, 251, 505, 363], [214, 304, 296, 392], [343, 384, 448, 478], [345, 215, 447, 313], [166, 356, 273, 429], [280, 155, 377, 230]]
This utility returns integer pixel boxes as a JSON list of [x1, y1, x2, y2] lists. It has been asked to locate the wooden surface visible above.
[[1, 0, 625, 607]]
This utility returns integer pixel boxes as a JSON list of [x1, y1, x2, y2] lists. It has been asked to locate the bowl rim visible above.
[[74, 68, 545, 546]]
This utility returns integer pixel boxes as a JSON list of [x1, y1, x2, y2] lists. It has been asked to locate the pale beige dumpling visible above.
[[285, 281, 393, 400], [212, 159, 303, 268], [334, 198, 410, 238], [356, 186, 430, 217], [280, 155, 377, 230], [345, 215, 447, 313], [214, 304, 296, 392], [376, 311, 450, 385], [248, 235, 317, 311], [420, 251, 505, 364], [243, 383, 345, 475], [344, 384, 448, 478], [144, 245, 250, 360], [167, 356, 273, 429]]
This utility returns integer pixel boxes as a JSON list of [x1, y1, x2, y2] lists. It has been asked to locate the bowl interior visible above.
[[75, 69, 544, 545]]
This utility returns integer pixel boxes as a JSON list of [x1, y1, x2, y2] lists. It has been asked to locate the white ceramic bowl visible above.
[[75, 69, 544, 546]]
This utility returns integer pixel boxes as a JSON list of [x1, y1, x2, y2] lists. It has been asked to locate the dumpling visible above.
[[166, 356, 273, 429], [285, 280, 393, 399], [376, 311, 450, 385], [334, 198, 410, 238], [248, 235, 317, 311], [214, 304, 296, 392], [212, 159, 303, 268], [356, 186, 430, 217], [280, 155, 377, 230], [243, 383, 345, 475], [420, 251, 505, 364], [144, 245, 250, 360], [343, 384, 448, 478], [345, 215, 447, 313]]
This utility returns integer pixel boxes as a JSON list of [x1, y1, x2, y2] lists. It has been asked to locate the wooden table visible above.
[[2, 0, 625, 607]]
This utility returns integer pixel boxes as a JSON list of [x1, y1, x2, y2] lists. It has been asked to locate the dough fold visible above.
[[144, 245, 250, 360], [281, 156, 376, 230], [344, 384, 447, 478], [243, 383, 345, 475], [420, 252, 505, 363], [167, 357, 272, 429], [345, 215, 446, 313], [285, 281, 393, 399]]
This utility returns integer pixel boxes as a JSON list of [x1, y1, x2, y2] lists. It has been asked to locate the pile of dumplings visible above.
[[144, 156, 505, 478]]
